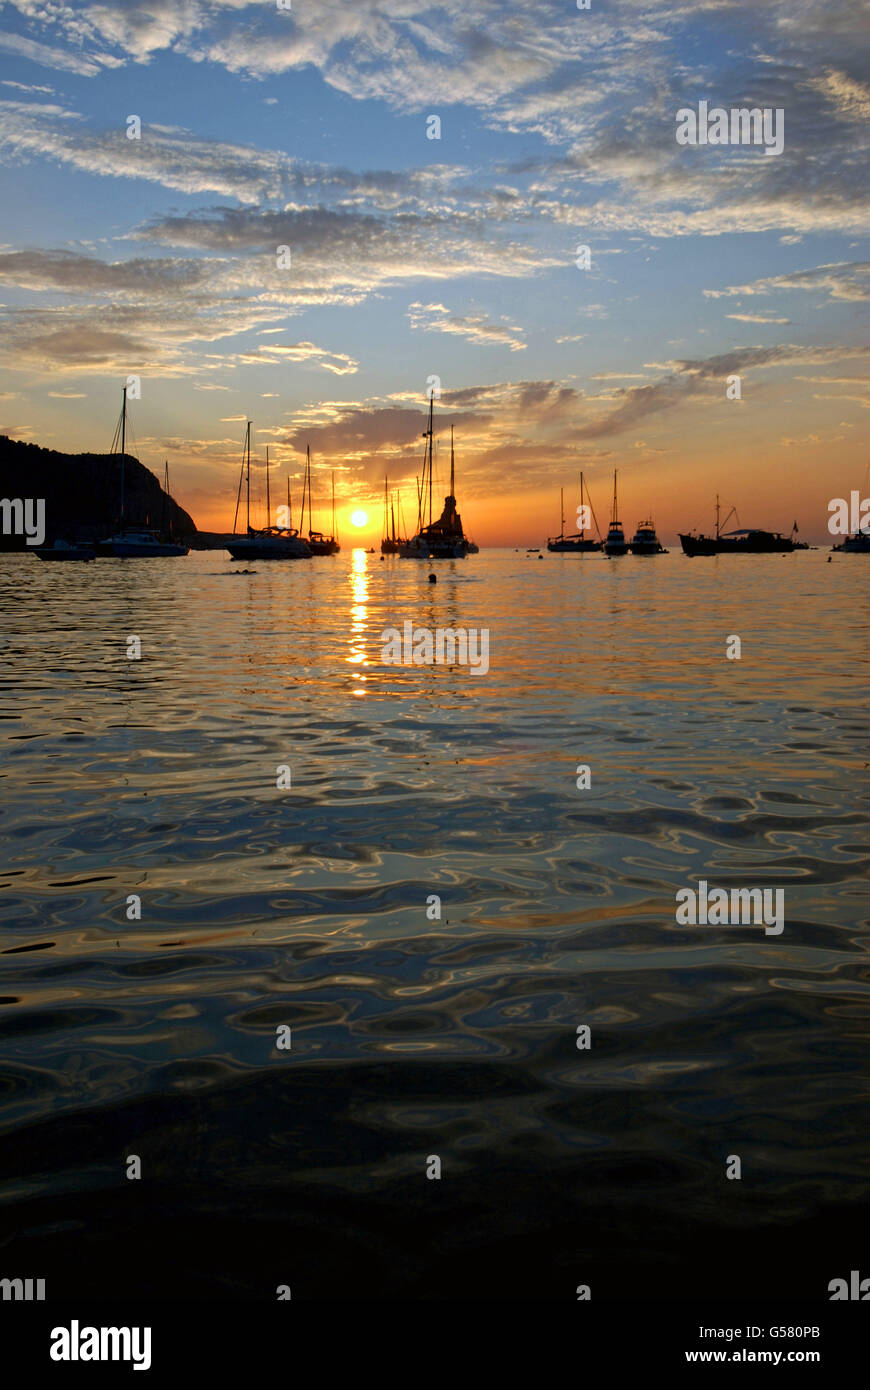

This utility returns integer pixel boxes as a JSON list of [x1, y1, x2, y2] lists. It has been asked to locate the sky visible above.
[[0, 0, 867, 545]]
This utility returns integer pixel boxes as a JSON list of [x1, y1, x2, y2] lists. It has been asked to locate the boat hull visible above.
[[37, 547, 94, 562], [833, 532, 870, 553], [547, 538, 602, 553], [106, 541, 189, 557], [226, 536, 311, 560], [679, 532, 795, 556]]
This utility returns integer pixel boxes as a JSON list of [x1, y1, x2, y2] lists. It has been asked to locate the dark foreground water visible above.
[[1, 547, 868, 1300]]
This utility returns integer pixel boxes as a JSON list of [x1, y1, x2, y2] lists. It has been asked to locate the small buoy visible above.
[[380, 555, 385, 562], [538, 554, 544, 559], [428, 572, 437, 583]]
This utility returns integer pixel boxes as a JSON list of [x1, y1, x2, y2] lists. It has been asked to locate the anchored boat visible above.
[[299, 445, 339, 554], [101, 387, 189, 557], [400, 403, 476, 558], [547, 473, 603, 552], [679, 496, 797, 555], [226, 425, 311, 560], [604, 470, 629, 556], [36, 539, 95, 562], [630, 520, 667, 555]]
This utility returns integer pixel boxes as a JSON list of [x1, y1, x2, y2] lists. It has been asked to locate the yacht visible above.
[[630, 520, 667, 555], [604, 470, 629, 556]]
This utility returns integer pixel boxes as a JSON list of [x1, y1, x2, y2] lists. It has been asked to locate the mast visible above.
[[390, 494, 396, 543], [120, 385, 127, 528], [287, 476, 291, 529], [265, 445, 270, 528], [383, 475, 389, 540], [560, 486, 565, 540], [715, 493, 720, 539], [450, 424, 455, 498], [422, 394, 434, 528], [332, 469, 337, 542], [306, 444, 312, 536], [579, 473, 585, 537], [612, 469, 618, 526], [245, 422, 252, 532], [161, 461, 169, 536]]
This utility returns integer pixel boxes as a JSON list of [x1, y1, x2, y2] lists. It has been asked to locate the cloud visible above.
[[0, 32, 103, 77], [407, 301, 526, 351], [725, 313, 791, 323], [705, 262, 870, 304], [243, 341, 359, 375]]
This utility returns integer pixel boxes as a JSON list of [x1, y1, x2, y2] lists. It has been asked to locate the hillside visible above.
[[0, 436, 197, 549]]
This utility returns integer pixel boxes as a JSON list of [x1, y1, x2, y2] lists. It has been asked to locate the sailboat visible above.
[[102, 386, 189, 557], [547, 473, 603, 552], [400, 403, 475, 558], [226, 425, 311, 560], [604, 470, 629, 556], [300, 445, 339, 554], [380, 476, 406, 553]]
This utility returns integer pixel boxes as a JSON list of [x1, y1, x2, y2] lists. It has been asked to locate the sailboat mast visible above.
[[245, 421, 251, 532], [612, 469, 618, 524], [332, 470, 337, 542], [119, 385, 127, 527], [450, 424, 455, 498], [306, 444, 312, 535], [427, 395, 434, 527], [287, 476, 291, 528], [560, 486, 565, 539], [265, 445, 270, 526], [580, 472, 585, 537], [390, 494, 395, 542], [715, 493, 720, 539]]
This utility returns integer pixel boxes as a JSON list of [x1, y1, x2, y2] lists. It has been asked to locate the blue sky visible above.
[[0, 0, 867, 540]]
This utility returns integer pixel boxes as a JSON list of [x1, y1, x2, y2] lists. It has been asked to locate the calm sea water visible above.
[[1, 548, 868, 1300]]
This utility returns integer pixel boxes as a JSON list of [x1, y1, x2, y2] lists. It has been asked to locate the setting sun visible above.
[[350, 509, 368, 528]]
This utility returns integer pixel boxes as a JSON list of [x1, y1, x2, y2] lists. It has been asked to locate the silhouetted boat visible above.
[[400, 407, 475, 558], [604, 470, 628, 556], [630, 520, 667, 554], [832, 529, 870, 553], [380, 476, 407, 553], [680, 496, 796, 555], [101, 387, 189, 557], [547, 473, 603, 552], [300, 446, 339, 554], [37, 539, 94, 562], [226, 425, 311, 560]]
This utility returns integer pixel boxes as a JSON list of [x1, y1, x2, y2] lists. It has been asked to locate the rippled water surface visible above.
[[1, 548, 868, 1299]]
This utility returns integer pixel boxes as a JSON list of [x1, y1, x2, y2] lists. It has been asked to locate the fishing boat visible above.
[[298, 446, 339, 554], [36, 539, 95, 562], [226, 426, 311, 560], [547, 473, 603, 552], [101, 387, 190, 557], [604, 470, 628, 556], [630, 519, 667, 554], [400, 406, 475, 558], [679, 496, 796, 555]]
